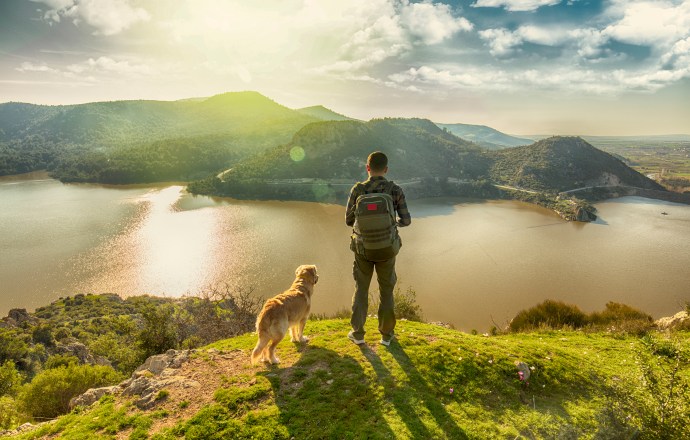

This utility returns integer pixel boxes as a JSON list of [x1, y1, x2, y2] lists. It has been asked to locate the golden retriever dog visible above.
[[251, 264, 318, 365]]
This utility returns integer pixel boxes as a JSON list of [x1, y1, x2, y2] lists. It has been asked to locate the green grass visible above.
[[8, 320, 690, 439]]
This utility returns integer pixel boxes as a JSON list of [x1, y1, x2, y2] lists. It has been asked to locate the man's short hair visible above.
[[367, 151, 388, 172]]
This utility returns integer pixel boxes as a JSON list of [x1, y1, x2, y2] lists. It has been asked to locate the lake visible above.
[[1, 173, 689, 331]]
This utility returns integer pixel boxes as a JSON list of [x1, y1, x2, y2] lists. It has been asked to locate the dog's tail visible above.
[[250, 334, 270, 365], [251, 301, 278, 365]]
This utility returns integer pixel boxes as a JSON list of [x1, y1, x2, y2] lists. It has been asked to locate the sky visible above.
[[1, 0, 689, 135]]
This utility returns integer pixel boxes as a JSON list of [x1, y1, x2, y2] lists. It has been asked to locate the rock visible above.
[[55, 341, 98, 364], [575, 206, 596, 222], [69, 385, 118, 409], [1, 308, 38, 328], [70, 349, 195, 412], [655, 311, 689, 330], [8, 309, 35, 325], [134, 349, 190, 376]]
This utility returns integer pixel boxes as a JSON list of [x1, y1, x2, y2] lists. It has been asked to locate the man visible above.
[[346, 151, 411, 346]]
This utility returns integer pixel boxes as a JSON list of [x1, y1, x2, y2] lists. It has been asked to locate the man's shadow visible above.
[[359, 343, 469, 439], [259, 344, 396, 439]]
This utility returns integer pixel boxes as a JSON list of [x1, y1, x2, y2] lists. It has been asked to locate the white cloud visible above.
[[66, 56, 154, 75], [518, 25, 570, 46], [603, 0, 690, 46], [400, 1, 473, 45], [16, 62, 59, 73], [31, 0, 150, 35], [478, 28, 523, 56], [472, 0, 561, 12], [387, 61, 690, 94], [303, 0, 474, 79]]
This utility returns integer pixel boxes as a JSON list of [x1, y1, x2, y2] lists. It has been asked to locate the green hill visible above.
[[489, 136, 666, 192], [4, 318, 688, 439], [188, 118, 494, 201], [0, 92, 317, 182], [438, 123, 533, 149], [296, 105, 354, 121]]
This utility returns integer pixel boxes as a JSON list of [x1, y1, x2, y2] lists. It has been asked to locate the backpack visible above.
[[351, 181, 401, 261]]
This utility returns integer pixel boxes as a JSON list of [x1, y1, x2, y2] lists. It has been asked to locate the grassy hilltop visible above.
[[1, 296, 689, 439]]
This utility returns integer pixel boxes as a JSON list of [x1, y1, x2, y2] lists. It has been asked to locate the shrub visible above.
[[509, 300, 587, 332], [18, 364, 124, 419], [369, 285, 424, 322], [604, 334, 690, 439], [138, 304, 178, 358], [44, 354, 79, 369], [0, 396, 27, 430], [89, 332, 144, 374], [589, 302, 654, 335], [0, 361, 23, 397], [589, 302, 652, 325], [31, 323, 55, 347]]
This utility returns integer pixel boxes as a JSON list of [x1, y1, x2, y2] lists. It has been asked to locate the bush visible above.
[[138, 304, 178, 358], [589, 302, 653, 325], [89, 332, 144, 374], [44, 354, 79, 370], [0, 396, 27, 430], [0, 361, 23, 397], [509, 300, 587, 332], [588, 302, 654, 335], [18, 364, 124, 419], [31, 323, 55, 347], [369, 285, 424, 322], [604, 334, 690, 439]]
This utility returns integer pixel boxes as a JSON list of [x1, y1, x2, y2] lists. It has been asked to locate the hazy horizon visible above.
[[2, 0, 690, 136]]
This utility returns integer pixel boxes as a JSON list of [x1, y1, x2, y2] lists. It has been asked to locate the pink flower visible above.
[[449, 388, 454, 394]]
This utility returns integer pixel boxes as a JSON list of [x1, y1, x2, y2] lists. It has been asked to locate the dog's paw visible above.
[[300, 336, 309, 342], [270, 357, 281, 364]]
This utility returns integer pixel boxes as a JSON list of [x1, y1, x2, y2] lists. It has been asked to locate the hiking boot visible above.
[[380, 335, 395, 347], [347, 331, 365, 345]]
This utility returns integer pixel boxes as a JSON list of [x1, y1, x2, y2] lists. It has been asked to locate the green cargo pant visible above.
[[350, 252, 397, 341]]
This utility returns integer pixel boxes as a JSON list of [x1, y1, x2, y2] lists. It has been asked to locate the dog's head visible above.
[[295, 264, 318, 285]]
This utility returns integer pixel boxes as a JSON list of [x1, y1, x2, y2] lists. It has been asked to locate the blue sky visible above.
[[1, 0, 689, 135]]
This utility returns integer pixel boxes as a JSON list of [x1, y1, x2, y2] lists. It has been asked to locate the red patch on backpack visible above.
[[367, 203, 378, 211]]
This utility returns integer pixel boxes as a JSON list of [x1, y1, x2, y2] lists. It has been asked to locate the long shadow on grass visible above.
[[260, 345, 396, 439], [361, 344, 469, 439]]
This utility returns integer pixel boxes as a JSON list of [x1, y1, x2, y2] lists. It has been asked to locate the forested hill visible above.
[[437, 122, 533, 149], [0, 92, 321, 182], [214, 118, 490, 182], [0, 92, 313, 147], [189, 123, 665, 203], [296, 105, 354, 121], [489, 136, 666, 192]]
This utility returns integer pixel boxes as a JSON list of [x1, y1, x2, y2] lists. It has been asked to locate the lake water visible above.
[[1, 173, 689, 331]]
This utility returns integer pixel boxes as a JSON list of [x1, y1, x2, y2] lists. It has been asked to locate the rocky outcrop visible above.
[[69, 349, 199, 411], [69, 386, 119, 408], [54, 341, 111, 367], [0, 308, 38, 328], [575, 206, 597, 222], [0, 423, 39, 437], [655, 311, 689, 330]]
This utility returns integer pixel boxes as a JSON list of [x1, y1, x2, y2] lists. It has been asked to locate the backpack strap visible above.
[[362, 179, 395, 196]]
